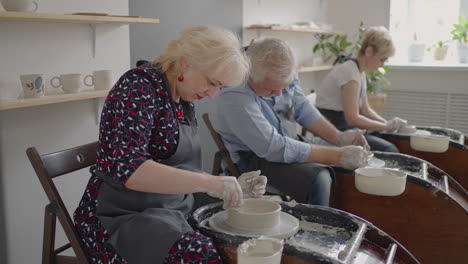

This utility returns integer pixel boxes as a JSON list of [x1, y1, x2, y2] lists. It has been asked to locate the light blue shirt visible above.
[[209, 77, 322, 163]]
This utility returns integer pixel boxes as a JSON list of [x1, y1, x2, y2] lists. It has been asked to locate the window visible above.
[[389, 0, 468, 64]]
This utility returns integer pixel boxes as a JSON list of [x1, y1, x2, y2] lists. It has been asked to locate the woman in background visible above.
[[315, 26, 406, 152], [74, 25, 266, 264]]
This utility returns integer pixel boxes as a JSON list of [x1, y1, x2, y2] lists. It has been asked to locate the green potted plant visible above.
[[312, 33, 335, 65], [427, 40, 450, 61], [312, 34, 352, 65], [366, 66, 391, 114], [451, 16, 468, 63]]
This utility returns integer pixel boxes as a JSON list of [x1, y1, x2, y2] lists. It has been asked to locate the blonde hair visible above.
[[152, 25, 249, 87], [359, 26, 395, 58], [247, 38, 296, 83]]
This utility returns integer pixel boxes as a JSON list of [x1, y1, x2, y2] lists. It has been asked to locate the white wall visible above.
[[0, 1, 130, 263]]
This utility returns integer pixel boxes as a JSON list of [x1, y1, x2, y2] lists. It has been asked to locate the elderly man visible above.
[[209, 38, 370, 206]]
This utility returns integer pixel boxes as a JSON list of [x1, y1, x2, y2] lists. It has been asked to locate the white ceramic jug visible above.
[[1, 0, 38, 12]]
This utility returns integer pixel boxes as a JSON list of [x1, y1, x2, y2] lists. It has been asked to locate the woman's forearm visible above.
[[125, 160, 220, 194], [345, 113, 387, 131]]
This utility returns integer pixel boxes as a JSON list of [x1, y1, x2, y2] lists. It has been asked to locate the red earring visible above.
[[177, 75, 184, 82]]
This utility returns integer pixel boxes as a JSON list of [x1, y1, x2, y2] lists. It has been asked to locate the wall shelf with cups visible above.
[[0, 90, 108, 111], [0, 10, 159, 113], [0, 11, 160, 24]]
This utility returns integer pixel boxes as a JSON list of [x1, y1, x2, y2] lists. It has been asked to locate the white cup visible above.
[[51, 74, 91, 94], [237, 237, 283, 264], [84, 70, 113, 90], [1, 0, 38, 12], [20, 74, 45, 98]]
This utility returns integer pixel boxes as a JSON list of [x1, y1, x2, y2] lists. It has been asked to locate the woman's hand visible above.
[[206, 176, 243, 208], [237, 170, 268, 198], [384, 117, 407, 132]]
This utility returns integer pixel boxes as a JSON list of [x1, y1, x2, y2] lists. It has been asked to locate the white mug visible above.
[[1, 0, 38, 12], [51, 74, 91, 94], [20, 74, 45, 98], [84, 70, 113, 90]]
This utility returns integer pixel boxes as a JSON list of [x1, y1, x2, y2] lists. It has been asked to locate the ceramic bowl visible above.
[[226, 198, 281, 231], [410, 134, 450, 153], [354, 168, 407, 196], [398, 125, 417, 134]]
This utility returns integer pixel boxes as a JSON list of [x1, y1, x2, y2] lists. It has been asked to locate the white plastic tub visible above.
[[354, 168, 407, 196], [237, 237, 283, 264], [410, 134, 450, 153]]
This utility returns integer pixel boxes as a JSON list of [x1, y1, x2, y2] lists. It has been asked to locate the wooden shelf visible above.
[[0, 11, 160, 24], [299, 65, 333, 73], [245, 25, 342, 35], [0, 90, 109, 111]]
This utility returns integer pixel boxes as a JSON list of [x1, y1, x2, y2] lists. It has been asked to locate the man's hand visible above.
[[237, 170, 268, 198], [336, 129, 370, 150]]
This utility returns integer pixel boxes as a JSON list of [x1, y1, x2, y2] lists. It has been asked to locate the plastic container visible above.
[[355, 168, 407, 196], [410, 134, 450, 153], [237, 237, 283, 264]]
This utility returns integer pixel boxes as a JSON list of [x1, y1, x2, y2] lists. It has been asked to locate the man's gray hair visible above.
[[246, 38, 296, 83]]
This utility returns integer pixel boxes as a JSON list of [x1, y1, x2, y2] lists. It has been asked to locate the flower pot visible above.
[[457, 43, 468, 63], [367, 93, 387, 114], [433, 46, 448, 61]]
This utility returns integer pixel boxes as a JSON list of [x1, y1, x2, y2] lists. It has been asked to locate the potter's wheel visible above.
[[397, 129, 431, 136], [208, 211, 299, 239], [365, 157, 385, 168]]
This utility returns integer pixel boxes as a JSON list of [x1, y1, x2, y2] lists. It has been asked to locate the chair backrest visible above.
[[26, 142, 98, 264], [202, 113, 240, 176]]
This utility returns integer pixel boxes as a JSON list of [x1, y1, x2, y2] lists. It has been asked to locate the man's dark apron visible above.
[[96, 106, 201, 264]]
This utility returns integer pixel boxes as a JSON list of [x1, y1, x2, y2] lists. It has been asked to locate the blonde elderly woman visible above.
[[73, 25, 267, 264], [209, 38, 371, 207], [316, 26, 406, 152]]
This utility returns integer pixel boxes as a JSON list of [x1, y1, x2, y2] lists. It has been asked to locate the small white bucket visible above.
[[237, 237, 283, 264], [410, 134, 450, 153], [355, 168, 407, 196]]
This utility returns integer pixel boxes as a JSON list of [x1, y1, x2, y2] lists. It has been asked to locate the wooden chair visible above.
[[202, 113, 240, 176], [26, 142, 99, 264], [202, 113, 290, 201]]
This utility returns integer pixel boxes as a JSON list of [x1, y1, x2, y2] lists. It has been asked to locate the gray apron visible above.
[[263, 94, 298, 140], [96, 105, 202, 264], [276, 101, 299, 140]]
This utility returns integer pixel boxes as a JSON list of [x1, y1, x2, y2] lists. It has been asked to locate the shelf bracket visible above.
[[93, 97, 103, 125], [89, 24, 97, 58]]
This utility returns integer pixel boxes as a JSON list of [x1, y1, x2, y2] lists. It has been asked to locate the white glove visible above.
[[336, 129, 370, 150], [237, 170, 268, 198], [384, 117, 407, 132], [206, 176, 243, 209], [337, 146, 372, 169]]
